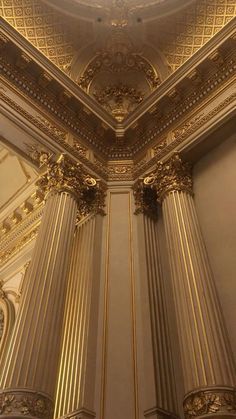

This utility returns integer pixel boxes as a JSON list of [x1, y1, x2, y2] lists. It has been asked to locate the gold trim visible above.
[[100, 191, 111, 419], [128, 192, 139, 419]]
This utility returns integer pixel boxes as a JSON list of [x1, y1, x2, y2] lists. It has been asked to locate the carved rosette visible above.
[[0, 390, 53, 419], [36, 153, 106, 218], [183, 387, 236, 419]]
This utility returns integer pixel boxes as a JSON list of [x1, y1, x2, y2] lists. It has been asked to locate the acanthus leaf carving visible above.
[[183, 388, 236, 419], [36, 153, 106, 219]]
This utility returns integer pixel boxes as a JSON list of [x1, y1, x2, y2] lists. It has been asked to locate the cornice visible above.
[[0, 205, 42, 268], [1, 82, 235, 183], [0, 92, 109, 180], [130, 52, 236, 155], [1, 19, 235, 161], [1, 19, 117, 131], [123, 18, 236, 129], [1, 18, 235, 145], [132, 89, 236, 179]]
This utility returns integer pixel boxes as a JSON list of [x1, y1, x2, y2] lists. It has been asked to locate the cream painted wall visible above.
[[193, 133, 236, 362]]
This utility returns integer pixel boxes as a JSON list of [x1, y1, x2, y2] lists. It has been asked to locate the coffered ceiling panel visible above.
[[1, 0, 235, 122], [0, 0, 92, 70], [147, 0, 236, 71]]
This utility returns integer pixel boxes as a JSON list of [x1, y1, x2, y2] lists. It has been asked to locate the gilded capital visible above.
[[133, 178, 158, 219], [36, 153, 106, 217], [144, 154, 192, 202], [134, 154, 192, 215]]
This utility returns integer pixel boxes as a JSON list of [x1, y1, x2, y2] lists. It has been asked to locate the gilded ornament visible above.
[[0, 226, 40, 267], [78, 51, 160, 91], [0, 390, 53, 419], [1, 33, 235, 159], [133, 178, 158, 219], [93, 84, 143, 121], [147, 154, 193, 201], [36, 153, 106, 218], [134, 154, 192, 215], [183, 387, 236, 419]]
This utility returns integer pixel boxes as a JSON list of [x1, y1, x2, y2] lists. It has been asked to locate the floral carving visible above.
[[183, 388, 236, 419], [36, 153, 106, 218], [143, 153, 192, 202], [0, 391, 53, 419], [78, 51, 160, 91], [93, 84, 143, 121]]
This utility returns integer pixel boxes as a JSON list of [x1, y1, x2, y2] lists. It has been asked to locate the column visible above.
[[139, 154, 236, 419], [0, 153, 103, 419], [54, 215, 102, 419], [140, 214, 178, 419]]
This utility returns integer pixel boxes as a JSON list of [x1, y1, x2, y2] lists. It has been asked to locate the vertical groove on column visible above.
[[0, 192, 77, 398], [143, 215, 177, 414], [162, 191, 236, 393], [54, 216, 97, 419]]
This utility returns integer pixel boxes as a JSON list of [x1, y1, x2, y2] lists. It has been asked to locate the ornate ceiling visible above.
[[0, 1, 235, 266], [1, 0, 235, 122]]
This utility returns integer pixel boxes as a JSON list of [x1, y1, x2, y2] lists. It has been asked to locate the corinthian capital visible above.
[[144, 153, 193, 202], [36, 153, 106, 217]]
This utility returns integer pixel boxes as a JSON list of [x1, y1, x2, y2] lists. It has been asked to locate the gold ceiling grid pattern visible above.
[[1, 0, 235, 76], [0, 0, 75, 69], [148, 0, 236, 71]]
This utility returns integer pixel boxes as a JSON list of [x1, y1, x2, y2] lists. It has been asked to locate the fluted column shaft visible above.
[[138, 154, 236, 419], [0, 191, 77, 418], [143, 215, 177, 419], [54, 216, 98, 419], [0, 153, 103, 419], [162, 190, 235, 388]]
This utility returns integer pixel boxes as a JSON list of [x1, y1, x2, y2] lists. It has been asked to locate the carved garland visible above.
[[183, 387, 236, 419], [78, 51, 160, 91], [0, 390, 53, 419]]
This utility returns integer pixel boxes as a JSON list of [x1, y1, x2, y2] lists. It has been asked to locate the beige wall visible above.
[[95, 187, 138, 419], [193, 134, 236, 361]]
